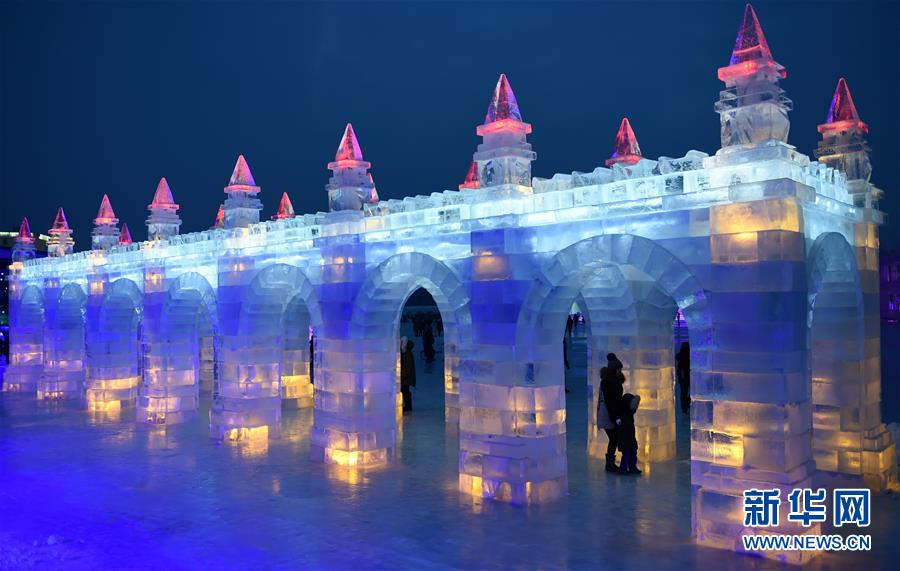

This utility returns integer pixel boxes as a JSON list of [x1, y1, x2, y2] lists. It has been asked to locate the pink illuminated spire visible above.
[[365, 173, 379, 203], [17, 217, 34, 242], [51, 207, 70, 233], [272, 192, 296, 220], [214, 205, 225, 229], [119, 223, 132, 245], [229, 154, 256, 187], [335, 123, 364, 162], [95, 194, 118, 225], [817, 77, 869, 135], [485, 74, 523, 124], [729, 4, 772, 65], [150, 177, 179, 210], [459, 160, 481, 190], [606, 118, 643, 167]]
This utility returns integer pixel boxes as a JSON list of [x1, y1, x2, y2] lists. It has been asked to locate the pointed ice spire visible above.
[[606, 118, 643, 167], [365, 173, 379, 203], [52, 207, 70, 232], [459, 160, 481, 190], [822, 77, 867, 130], [17, 217, 34, 242], [729, 4, 772, 65], [485, 74, 523, 124], [95, 194, 118, 224], [119, 223, 133, 245], [335, 123, 364, 162], [229, 154, 256, 187], [272, 192, 296, 220], [213, 205, 225, 229], [150, 177, 178, 209]]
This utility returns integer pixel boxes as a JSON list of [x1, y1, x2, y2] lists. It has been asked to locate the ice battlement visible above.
[[19, 141, 872, 282]]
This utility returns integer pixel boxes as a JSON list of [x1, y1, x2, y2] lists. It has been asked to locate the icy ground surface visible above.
[[1, 336, 898, 570]]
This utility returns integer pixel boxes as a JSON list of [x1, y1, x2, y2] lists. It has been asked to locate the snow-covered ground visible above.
[[1, 335, 898, 570]]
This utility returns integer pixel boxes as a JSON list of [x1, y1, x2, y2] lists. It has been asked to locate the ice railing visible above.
[[21, 145, 857, 277]]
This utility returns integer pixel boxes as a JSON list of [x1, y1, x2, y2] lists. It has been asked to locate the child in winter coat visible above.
[[618, 392, 642, 475]]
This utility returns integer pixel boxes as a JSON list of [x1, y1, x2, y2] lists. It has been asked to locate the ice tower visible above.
[[472, 74, 535, 193], [326, 123, 375, 212], [715, 4, 792, 147], [223, 155, 262, 228], [47, 208, 74, 257], [12, 218, 36, 263], [146, 177, 181, 239], [815, 78, 876, 208], [91, 195, 120, 251]]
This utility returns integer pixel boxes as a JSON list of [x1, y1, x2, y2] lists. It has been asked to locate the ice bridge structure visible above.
[[4, 4, 895, 562]]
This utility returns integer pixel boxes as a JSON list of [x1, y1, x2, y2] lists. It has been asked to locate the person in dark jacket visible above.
[[597, 353, 625, 473], [422, 324, 436, 363], [400, 336, 416, 412], [309, 333, 315, 385], [618, 392, 642, 475], [675, 342, 691, 414]]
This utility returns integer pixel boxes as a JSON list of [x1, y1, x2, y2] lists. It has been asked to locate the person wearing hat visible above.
[[597, 352, 626, 473]]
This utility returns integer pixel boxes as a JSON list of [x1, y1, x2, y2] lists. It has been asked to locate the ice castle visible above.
[[4, 4, 895, 562]]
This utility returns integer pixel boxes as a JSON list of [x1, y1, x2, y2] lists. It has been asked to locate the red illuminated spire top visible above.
[[272, 192, 296, 220], [335, 123, 364, 162], [214, 205, 225, 229], [50, 207, 70, 234], [95, 194, 118, 225], [605, 118, 643, 167], [459, 160, 481, 190], [729, 4, 771, 65], [478, 74, 532, 136], [485, 74, 523, 124], [119, 223, 132, 245], [150, 177, 179, 210], [719, 4, 783, 81], [228, 154, 257, 187], [17, 217, 34, 243], [819, 77, 868, 134], [366, 173, 379, 203]]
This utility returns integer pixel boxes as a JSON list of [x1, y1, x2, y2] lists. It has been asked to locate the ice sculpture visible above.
[[326, 123, 375, 212], [119, 223, 133, 245], [459, 160, 481, 190], [47, 207, 73, 257], [6, 3, 895, 564], [147, 177, 181, 239], [605, 118, 642, 166], [92, 194, 121, 251], [272, 192, 296, 220], [12, 218, 36, 263], [212, 205, 225, 230], [223, 155, 262, 228], [715, 3, 791, 147], [473, 74, 535, 193]]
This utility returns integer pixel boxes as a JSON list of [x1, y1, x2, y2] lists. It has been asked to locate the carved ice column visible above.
[[39, 282, 86, 400]]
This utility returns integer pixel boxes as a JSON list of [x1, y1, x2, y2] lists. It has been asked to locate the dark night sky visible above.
[[1, 1, 898, 248]]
